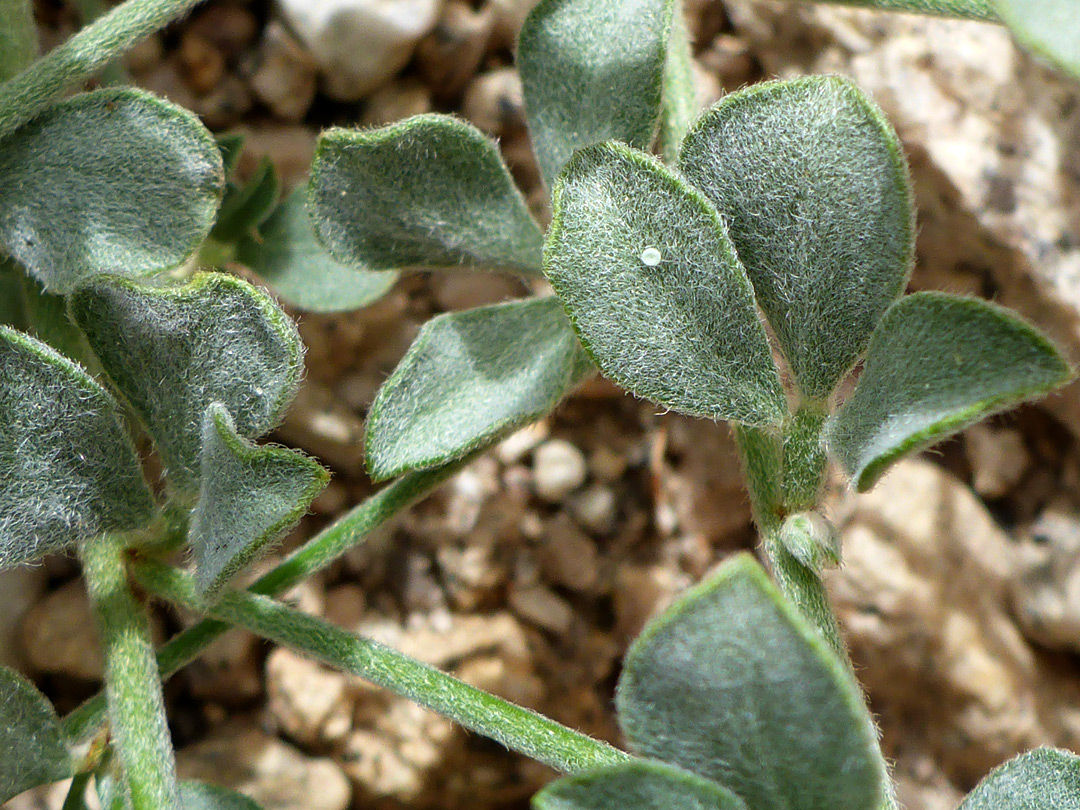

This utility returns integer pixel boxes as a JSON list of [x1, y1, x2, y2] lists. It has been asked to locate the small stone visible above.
[[191, 74, 254, 130], [178, 31, 225, 95], [487, 0, 542, 48], [461, 67, 525, 136], [277, 381, 366, 475], [697, 34, 757, 90], [508, 583, 575, 635], [278, 0, 443, 101], [569, 484, 618, 535], [496, 421, 550, 464], [184, 627, 262, 704], [613, 564, 684, 640], [20, 580, 104, 681], [186, 5, 259, 58], [589, 444, 628, 482], [177, 724, 351, 810], [416, 1, 494, 99], [251, 22, 319, 122], [267, 648, 352, 746], [533, 439, 588, 502], [538, 514, 599, 592], [360, 78, 433, 127], [1013, 506, 1080, 652], [964, 423, 1031, 499]]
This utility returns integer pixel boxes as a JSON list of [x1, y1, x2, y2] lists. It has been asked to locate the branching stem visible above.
[[134, 560, 630, 775]]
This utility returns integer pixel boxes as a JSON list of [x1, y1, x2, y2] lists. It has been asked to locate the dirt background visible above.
[[7, 1, 1080, 809]]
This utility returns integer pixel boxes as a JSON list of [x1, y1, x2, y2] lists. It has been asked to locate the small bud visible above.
[[778, 510, 841, 572]]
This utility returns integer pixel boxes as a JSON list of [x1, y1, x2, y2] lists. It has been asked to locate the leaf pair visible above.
[[534, 555, 885, 810], [0, 274, 326, 597], [304, 0, 693, 481], [545, 76, 1071, 488]]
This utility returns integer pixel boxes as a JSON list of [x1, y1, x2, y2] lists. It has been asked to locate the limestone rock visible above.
[[267, 648, 352, 746], [251, 21, 318, 121], [1013, 505, 1080, 652], [532, 439, 587, 503], [276, 0, 443, 101]]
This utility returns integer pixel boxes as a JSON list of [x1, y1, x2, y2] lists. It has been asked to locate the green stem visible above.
[[80, 534, 181, 810], [786, 0, 997, 20], [134, 560, 630, 775], [0, 0, 204, 140], [61, 460, 467, 743], [60, 772, 92, 810], [0, 0, 38, 83]]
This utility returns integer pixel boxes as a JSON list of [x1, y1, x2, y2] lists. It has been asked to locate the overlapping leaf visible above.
[[70, 273, 303, 496], [993, 0, 1080, 80], [680, 76, 914, 400], [310, 115, 544, 275], [616, 555, 883, 810], [827, 292, 1072, 491], [239, 189, 398, 313], [190, 404, 328, 598], [366, 297, 587, 481], [545, 141, 786, 425], [519, 0, 675, 189], [212, 156, 281, 244], [180, 781, 265, 810], [960, 748, 1080, 809], [533, 760, 747, 810], [0, 666, 74, 802], [0, 328, 155, 569], [0, 88, 222, 293]]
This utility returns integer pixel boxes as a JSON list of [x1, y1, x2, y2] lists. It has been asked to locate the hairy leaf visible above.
[[960, 748, 1080, 809], [519, 0, 674, 190], [0, 328, 155, 569], [240, 189, 398, 313], [366, 297, 586, 481], [70, 273, 303, 496], [0, 88, 222, 293], [180, 781, 264, 810], [0, 666, 74, 803], [545, 141, 786, 425], [212, 156, 281, 244], [310, 115, 543, 275], [19, 275, 93, 366], [533, 760, 748, 810], [827, 292, 1071, 491], [616, 554, 884, 810], [191, 404, 329, 598], [993, 0, 1080, 79], [680, 76, 914, 400]]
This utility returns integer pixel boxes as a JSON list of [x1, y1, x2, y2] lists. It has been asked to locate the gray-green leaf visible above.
[[960, 748, 1080, 809], [212, 156, 281, 244], [519, 0, 675, 190], [533, 760, 748, 810], [993, 0, 1080, 80], [616, 554, 884, 810], [545, 141, 786, 425], [180, 781, 264, 810], [239, 189, 398, 313], [70, 273, 303, 496], [0, 327, 155, 569], [0, 666, 75, 803], [679, 76, 914, 400], [827, 292, 1072, 492], [191, 404, 329, 598], [365, 296, 587, 481], [0, 88, 222, 294], [310, 114, 543, 275]]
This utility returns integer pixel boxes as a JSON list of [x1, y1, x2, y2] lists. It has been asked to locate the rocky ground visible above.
[[6, 1, 1080, 809]]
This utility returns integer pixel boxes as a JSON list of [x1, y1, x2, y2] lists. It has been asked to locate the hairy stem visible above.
[[785, 0, 997, 19], [61, 460, 467, 743], [0, 0, 204, 140], [60, 772, 92, 810], [0, 0, 38, 83], [70, 0, 131, 86], [80, 534, 181, 810], [134, 560, 630, 775]]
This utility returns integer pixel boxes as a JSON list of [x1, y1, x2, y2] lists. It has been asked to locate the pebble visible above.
[[177, 724, 351, 810], [496, 421, 550, 464], [533, 438, 588, 502], [360, 77, 433, 127], [569, 484, 617, 535], [20, 580, 104, 681], [186, 5, 259, 59], [509, 582, 575, 635], [613, 564, 685, 640], [277, 381, 367, 475], [964, 423, 1031, 499], [1013, 506, 1080, 652], [266, 648, 352, 746], [178, 31, 225, 95], [487, 0, 542, 49], [251, 21, 319, 122], [416, 1, 494, 100], [0, 566, 46, 670], [538, 514, 599, 592], [277, 0, 444, 101], [461, 67, 525, 136]]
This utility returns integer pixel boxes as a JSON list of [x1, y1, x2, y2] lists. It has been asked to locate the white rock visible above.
[[251, 21, 318, 121], [964, 423, 1031, 499], [276, 0, 443, 101], [532, 439, 588, 502], [267, 648, 352, 746]]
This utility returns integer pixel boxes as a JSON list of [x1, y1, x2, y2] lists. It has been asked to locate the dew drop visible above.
[[640, 247, 662, 267]]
